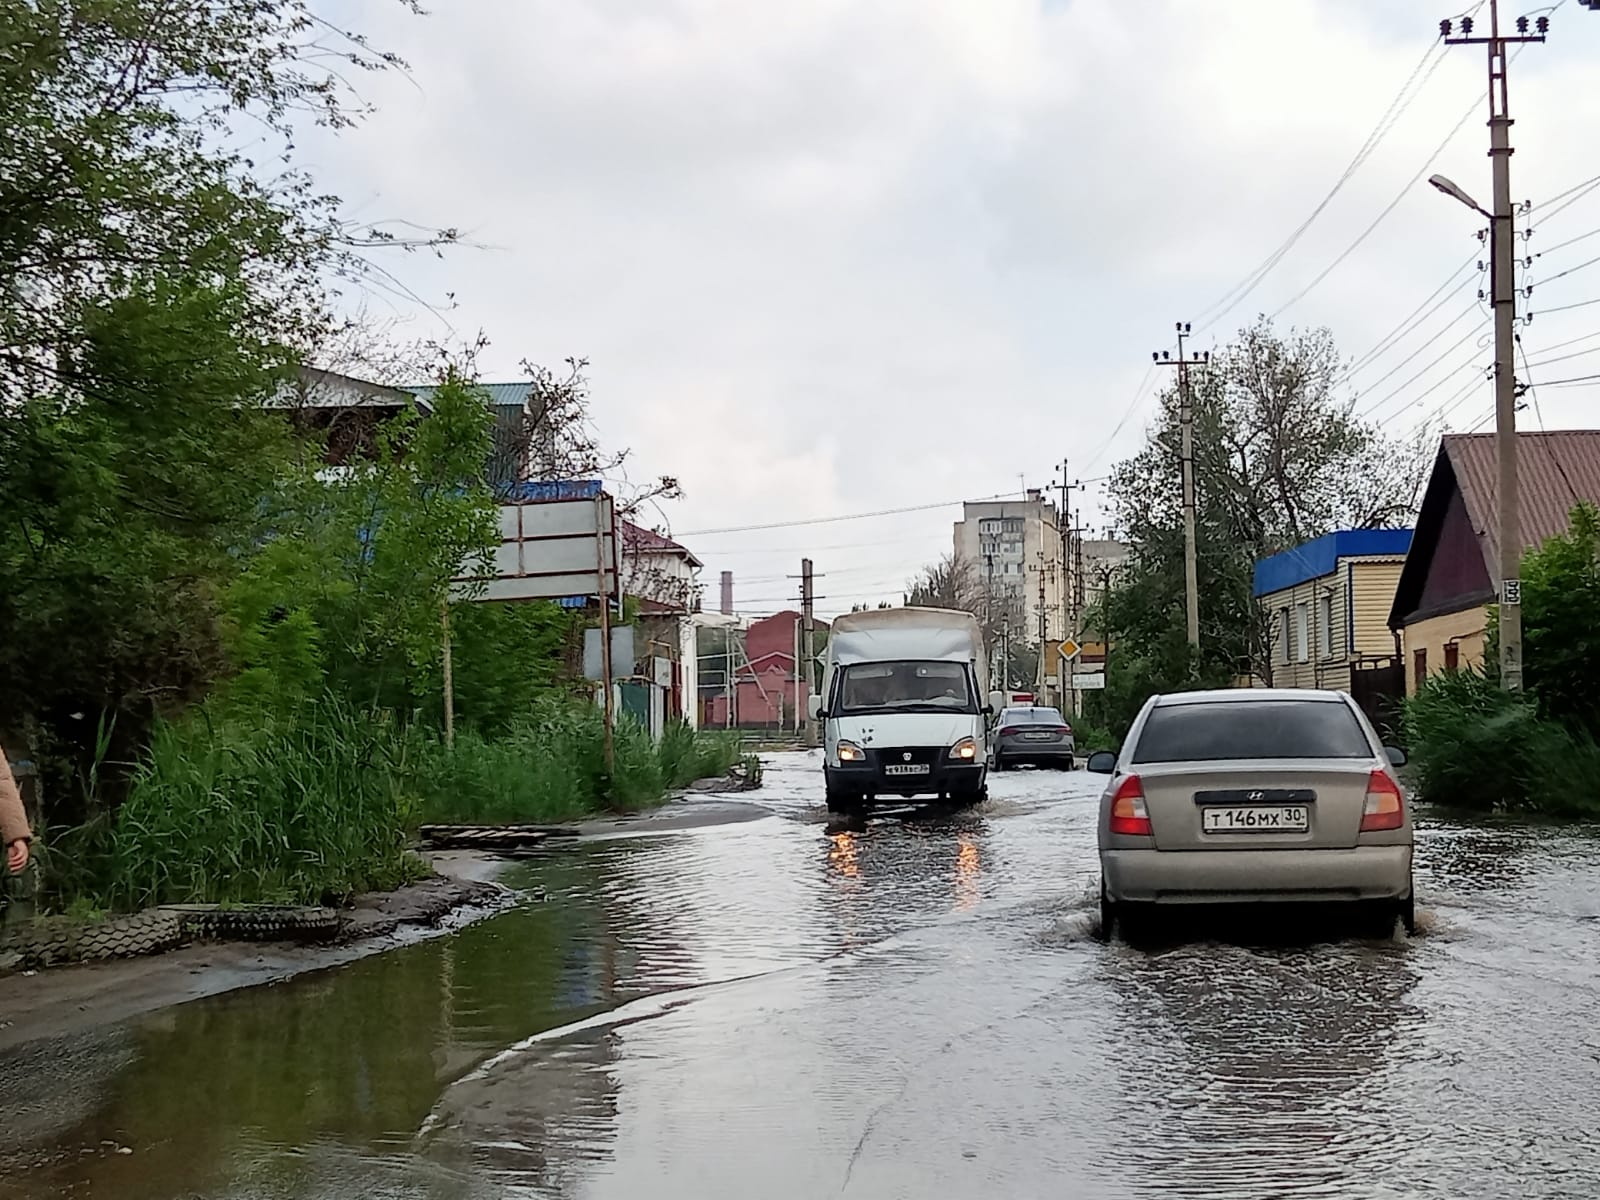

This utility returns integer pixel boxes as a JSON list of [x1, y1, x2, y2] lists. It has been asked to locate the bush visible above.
[[1068, 718, 1118, 755], [1403, 669, 1600, 815]]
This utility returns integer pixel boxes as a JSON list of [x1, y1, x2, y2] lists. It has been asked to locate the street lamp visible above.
[[1427, 173, 1490, 220]]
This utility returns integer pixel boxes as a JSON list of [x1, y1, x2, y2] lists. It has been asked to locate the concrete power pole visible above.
[[1154, 324, 1209, 655], [1438, 2, 1554, 692], [801, 558, 817, 744]]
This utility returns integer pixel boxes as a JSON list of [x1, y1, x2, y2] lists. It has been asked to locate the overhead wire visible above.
[[1356, 317, 1492, 420], [1267, 87, 1487, 322], [1337, 254, 1480, 383], [1080, 363, 1157, 475], [1350, 298, 1483, 397], [1192, 37, 1449, 333]]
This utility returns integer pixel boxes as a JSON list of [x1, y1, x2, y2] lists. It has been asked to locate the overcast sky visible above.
[[305, 0, 1600, 617]]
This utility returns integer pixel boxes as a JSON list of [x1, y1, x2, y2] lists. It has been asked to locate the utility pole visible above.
[[801, 558, 818, 745], [1154, 324, 1209, 654], [1439, 2, 1551, 692]]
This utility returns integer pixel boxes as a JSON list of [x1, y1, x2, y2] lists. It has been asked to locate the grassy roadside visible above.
[[31, 699, 748, 916]]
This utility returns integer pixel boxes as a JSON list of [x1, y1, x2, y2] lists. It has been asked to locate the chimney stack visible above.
[[720, 571, 733, 615]]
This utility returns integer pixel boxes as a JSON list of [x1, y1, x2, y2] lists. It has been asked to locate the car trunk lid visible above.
[[1135, 759, 1372, 851]]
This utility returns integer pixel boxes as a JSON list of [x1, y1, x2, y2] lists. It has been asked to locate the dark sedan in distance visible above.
[[990, 706, 1076, 770]]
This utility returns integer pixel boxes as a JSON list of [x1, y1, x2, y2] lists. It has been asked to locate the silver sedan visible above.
[[1089, 689, 1414, 937]]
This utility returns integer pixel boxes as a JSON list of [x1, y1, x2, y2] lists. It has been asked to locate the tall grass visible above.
[[95, 701, 423, 910], [41, 698, 750, 914], [410, 703, 746, 824]]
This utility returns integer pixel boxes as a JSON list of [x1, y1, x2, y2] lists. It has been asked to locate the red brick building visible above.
[[702, 610, 828, 729]]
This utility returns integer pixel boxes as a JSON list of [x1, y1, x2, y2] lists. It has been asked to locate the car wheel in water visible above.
[[1400, 887, 1417, 935], [993, 756, 1007, 772], [1098, 881, 1116, 942], [825, 789, 860, 815]]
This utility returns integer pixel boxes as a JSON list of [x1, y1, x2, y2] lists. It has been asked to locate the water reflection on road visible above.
[[4, 752, 1600, 1198]]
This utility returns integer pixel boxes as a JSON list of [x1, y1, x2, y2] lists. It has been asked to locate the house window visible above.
[[1414, 647, 1428, 684], [1444, 642, 1460, 672], [1318, 593, 1334, 658], [1295, 602, 1310, 663], [1279, 608, 1292, 664]]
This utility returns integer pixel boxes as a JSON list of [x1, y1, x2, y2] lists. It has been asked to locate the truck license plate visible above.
[[883, 764, 930, 776], [1201, 805, 1309, 833]]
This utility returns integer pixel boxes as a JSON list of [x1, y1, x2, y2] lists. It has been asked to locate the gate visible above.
[[1350, 660, 1405, 741]]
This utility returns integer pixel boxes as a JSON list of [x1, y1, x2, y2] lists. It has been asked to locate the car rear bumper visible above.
[[1101, 844, 1412, 904], [997, 741, 1075, 760]]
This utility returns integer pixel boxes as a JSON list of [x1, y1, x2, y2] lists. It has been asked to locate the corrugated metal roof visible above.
[[1389, 430, 1600, 626], [1443, 430, 1600, 569], [406, 381, 533, 410], [1253, 529, 1413, 597]]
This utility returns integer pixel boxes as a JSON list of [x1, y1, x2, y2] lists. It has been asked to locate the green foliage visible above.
[[425, 601, 580, 733], [1068, 718, 1118, 755], [1093, 317, 1425, 731], [1403, 668, 1600, 815], [411, 708, 746, 826], [0, 0, 438, 817], [78, 701, 423, 911], [1520, 502, 1600, 732], [221, 371, 497, 717]]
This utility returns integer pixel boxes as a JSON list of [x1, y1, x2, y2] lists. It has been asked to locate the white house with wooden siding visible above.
[[1252, 529, 1413, 695]]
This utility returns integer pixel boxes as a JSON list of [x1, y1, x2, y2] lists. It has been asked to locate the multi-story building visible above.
[[953, 491, 1064, 645]]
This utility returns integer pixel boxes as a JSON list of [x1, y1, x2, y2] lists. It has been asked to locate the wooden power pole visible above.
[[801, 558, 817, 745]]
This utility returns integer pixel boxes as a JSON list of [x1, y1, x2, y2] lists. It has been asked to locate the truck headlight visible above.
[[949, 737, 978, 761], [837, 741, 866, 762]]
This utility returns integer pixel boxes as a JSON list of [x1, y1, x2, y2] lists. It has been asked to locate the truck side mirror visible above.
[[987, 691, 1006, 714], [807, 695, 824, 721]]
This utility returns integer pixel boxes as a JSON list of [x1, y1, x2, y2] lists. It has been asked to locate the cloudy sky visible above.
[[305, 0, 1600, 617]]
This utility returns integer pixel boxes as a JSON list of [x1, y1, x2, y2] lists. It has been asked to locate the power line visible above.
[[1530, 223, 1600, 260], [1357, 317, 1492, 419], [1375, 356, 1489, 428], [1530, 295, 1600, 318], [1532, 170, 1600, 213], [1351, 298, 1483, 397], [1193, 38, 1448, 332], [1528, 251, 1600, 291], [1516, 336, 1581, 505], [1528, 176, 1600, 230], [1080, 362, 1157, 474], [679, 492, 1016, 536], [1268, 87, 1486, 322], [1337, 254, 1480, 382]]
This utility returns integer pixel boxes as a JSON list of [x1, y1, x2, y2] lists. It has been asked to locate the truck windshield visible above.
[[837, 661, 974, 713]]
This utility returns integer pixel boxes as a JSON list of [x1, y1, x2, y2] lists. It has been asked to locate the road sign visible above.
[[1057, 638, 1081, 662], [1070, 672, 1106, 690]]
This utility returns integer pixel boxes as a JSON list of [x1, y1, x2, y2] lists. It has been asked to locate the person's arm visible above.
[[1, 753, 33, 874]]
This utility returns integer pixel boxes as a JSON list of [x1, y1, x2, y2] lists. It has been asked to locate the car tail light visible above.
[[1108, 775, 1153, 836], [1361, 769, 1405, 831], [1054, 725, 1072, 735], [999, 727, 1018, 737]]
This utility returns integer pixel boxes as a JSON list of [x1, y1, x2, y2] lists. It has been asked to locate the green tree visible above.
[[1520, 501, 1600, 733], [0, 0, 441, 815], [1096, 318, 1425, 727]]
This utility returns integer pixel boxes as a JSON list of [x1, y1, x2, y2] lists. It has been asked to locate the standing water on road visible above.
[[4, 751, 1600, 1198]]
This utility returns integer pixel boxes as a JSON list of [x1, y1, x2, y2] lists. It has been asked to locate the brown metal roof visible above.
[[1443, 430, 1600, 568]]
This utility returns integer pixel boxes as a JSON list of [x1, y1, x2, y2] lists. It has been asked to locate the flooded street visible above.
[[5, 751, 1600, 1199]]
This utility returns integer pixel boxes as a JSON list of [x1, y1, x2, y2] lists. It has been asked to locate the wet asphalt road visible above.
[[6, 751, 1600, 1199]]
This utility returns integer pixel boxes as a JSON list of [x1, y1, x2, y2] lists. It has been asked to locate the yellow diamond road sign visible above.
[[1058, 638, 1081, 662]]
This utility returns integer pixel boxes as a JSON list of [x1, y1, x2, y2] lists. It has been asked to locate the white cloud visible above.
[[307, 0, 1600, 614]]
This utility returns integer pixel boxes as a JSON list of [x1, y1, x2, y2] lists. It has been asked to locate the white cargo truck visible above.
[[807, 607, 1000, 813]]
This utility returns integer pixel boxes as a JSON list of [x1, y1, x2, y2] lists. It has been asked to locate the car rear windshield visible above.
[[1130, 700, 1372, 763]]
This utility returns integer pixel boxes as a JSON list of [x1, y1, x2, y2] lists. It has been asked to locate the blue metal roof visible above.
[[1253, 529, 1414, 597]]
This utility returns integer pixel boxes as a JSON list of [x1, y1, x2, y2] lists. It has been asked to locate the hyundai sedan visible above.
[[1089, 689, 1414, 937]]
